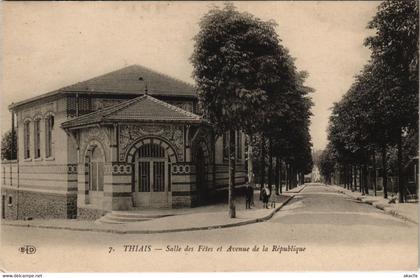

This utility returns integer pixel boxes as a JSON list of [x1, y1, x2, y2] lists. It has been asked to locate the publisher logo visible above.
[[19, 245, 36, 254]]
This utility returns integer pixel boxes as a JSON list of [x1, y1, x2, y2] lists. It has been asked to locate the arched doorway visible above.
[[85, 145, 105, 207], [132, 143, 172, 208]]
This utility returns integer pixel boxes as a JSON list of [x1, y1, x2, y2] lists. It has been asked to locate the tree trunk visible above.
[[359, 165, 363, 194], [397, 129, 404, 203], [274, 157, 280, 195], [247, 134, 254, 186], [346, 164, 350, 189], [343, 165, 347, 188], [353, 165, 357, 192], [290, 165, 293, 188], [381, 145, 388, 199], [268, 138, 273, 192], [350, 165, 353, 191], [279, 160, 283, 194], [347, 165, 350, 189], [228, 129, 236, 218], [363, 164, 369, 195], [286, 163, 290, 191], [260, 136, 266, 189], [372, 151, 377, 196]]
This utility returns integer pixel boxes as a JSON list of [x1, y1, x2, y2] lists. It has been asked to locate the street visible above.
[[1, 183, 418, 272]]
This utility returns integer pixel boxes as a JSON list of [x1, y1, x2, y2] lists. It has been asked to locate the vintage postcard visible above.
[[0, 1, 418, 274]]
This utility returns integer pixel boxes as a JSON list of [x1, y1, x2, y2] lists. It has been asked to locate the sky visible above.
[[0, 1, 379, 150]]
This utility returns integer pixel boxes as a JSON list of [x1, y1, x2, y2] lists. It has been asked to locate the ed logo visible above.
[[19, 245, 36, 254]]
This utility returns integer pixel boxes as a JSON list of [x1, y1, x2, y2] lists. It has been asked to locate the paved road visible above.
[[1, 183, 418, 271]]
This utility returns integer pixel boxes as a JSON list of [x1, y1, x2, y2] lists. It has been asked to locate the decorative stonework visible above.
[[80, 127, 111, 161], [21, 102, 57, 122], [172, 164, 194, 174], [67, 164, 78, 174], [119, 124, 184, 162], [104, 163, 132, 175]]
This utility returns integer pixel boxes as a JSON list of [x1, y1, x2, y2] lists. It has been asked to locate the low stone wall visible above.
[[1, 188, 77, 220]]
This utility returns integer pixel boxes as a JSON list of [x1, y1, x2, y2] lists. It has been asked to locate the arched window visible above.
[[23, 121, 31, 159], [34, 119, 41, 158], [89, 147, 104, 192], [45, 115, 54, 157]]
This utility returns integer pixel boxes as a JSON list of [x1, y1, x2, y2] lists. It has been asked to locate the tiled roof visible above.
[[61, 64, 196, 96], [10, 64, 196, 110], [61, 94, 202, 129]]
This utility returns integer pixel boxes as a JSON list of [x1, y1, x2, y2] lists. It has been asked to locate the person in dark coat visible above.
[[249, 184, 255, 207], [245, 184, 253, 209], [262, 184, 270, 209]]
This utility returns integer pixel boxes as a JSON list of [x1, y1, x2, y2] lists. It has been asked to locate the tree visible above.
[[191, 4, 284, 217], [264, 67, 314, 192], [365, 0, 419, 202], [1, 129, 17, 160], [319, 144, 336, 184]]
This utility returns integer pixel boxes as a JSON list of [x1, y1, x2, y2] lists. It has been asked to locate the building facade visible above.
[[1, 65, 246, 220]]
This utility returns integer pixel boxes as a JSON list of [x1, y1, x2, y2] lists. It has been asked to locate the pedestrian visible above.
[[269, 188, 276, 208], [262, 184, 270, 208], [245, 184, 253, 209]]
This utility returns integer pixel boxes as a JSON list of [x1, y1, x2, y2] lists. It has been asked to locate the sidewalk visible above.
[[332, 185, 418, 224], [2, 184, 306, 234]]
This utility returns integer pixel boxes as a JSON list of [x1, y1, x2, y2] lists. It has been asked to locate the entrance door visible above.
[[134, 143, 171, 208]]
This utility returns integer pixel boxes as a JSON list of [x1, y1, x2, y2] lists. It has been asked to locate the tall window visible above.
[[89, 147, 104, 192], [34, 119, 41, 158], [236, 131, 242, 160], [45, 115, 54, 157], [24, 121, 31, 159]]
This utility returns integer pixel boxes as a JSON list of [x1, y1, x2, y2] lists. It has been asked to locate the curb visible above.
[[2, 186, 305, 234], [334, 186, 418, 224]]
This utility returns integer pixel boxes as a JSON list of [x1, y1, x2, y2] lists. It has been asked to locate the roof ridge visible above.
[[62, 64, 195, 92], [61, 94, 204, 129], [145, 95, 201, 120], [100, 94, 147, 118], [61, 94, 146, 125], [132, 64, 195, 89]]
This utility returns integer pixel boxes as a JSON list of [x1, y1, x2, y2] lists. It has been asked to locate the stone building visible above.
[[1, 65, 246, 220]]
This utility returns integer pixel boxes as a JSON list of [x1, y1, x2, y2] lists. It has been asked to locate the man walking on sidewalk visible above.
[[245, 184, 253, 209]]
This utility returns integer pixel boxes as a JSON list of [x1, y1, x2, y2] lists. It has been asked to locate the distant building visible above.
[[1, 65, 246, 220], [311, 166, 321, 183]]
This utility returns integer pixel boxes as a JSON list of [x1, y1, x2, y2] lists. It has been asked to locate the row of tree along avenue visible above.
[[319, 0, 419, 203], [191, 4, 314, 218]]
